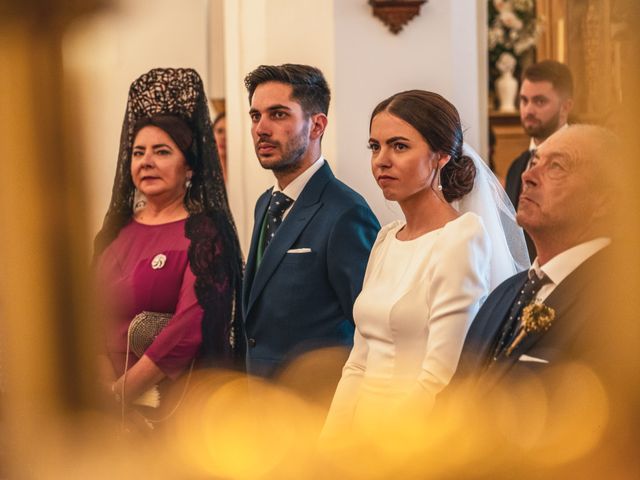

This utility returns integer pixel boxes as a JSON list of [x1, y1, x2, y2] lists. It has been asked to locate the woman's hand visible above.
[[112, 354, 166, 406]]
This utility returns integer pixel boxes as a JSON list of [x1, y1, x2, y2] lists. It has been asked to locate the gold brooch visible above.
[[506, 303, 556, 356]]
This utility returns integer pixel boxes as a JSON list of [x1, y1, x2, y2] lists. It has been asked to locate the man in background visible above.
[[505, 60, 574, 260], [454, 125, 614, 386]]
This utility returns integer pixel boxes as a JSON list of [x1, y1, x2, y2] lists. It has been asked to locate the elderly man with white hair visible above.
[[452, 125, 616, 384]]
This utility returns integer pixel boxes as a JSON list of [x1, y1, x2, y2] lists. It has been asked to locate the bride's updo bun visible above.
[[440, 151, 476, 202], [370, 90, 476, 202]]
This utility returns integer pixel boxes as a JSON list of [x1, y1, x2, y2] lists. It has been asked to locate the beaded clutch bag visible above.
[[128, 311, 172, 358]]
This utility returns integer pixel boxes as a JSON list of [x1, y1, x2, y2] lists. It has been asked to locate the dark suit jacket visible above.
[[505, 149, 530, 211], [505, 149, 536, 261], [452, 247, 609, 386], [242, 162, 380, 377]]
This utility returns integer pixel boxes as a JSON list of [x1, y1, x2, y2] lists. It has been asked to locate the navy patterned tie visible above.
[[490, 271, 550, 361], [262, 191, 293, 251]]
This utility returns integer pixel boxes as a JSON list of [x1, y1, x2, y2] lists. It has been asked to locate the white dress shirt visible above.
[[529, 237, 611, 303], [272, 156, 325, 220]]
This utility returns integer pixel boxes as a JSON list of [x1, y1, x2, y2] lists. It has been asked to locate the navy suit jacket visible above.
[[452, 247, 609, 386], [505, 149, 530, 211], [242, 162, 380, 377], [505, 149, 536, 261]]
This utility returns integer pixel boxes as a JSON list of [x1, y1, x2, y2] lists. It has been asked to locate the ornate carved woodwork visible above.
[[369, 0, 428, 34]]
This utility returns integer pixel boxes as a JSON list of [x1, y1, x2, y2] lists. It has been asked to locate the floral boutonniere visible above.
[[506, 303, 556, 356]]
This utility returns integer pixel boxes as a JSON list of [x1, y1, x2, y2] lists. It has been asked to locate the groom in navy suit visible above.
[[452, 125, 615, 387], [242, 64, 380, 378]]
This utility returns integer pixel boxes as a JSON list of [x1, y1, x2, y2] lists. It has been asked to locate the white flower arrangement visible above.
[[489, 0, 539, 100], [500, 10, 524, 31], [490, 0, 537, 54]]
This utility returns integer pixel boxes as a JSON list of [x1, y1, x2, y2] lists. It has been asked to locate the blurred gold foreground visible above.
[[1, 1, 638, 478]]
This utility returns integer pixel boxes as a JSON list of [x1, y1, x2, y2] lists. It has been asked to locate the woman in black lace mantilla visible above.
[[93, 68, 244, 410]]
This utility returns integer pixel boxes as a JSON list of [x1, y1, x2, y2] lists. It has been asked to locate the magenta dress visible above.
[[97, 218, 203, 379]]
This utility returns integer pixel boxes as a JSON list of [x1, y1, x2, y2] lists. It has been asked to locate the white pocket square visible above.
[[518, 354, 549, 364], [286, 248, 312, 254]]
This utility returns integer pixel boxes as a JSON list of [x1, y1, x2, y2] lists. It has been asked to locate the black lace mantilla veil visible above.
[[93, 68, 244, 367]]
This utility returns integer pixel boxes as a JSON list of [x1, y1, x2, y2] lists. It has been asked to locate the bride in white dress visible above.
[[323, 90, 528, 436]]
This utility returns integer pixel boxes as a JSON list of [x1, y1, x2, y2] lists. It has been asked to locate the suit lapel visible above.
[[245, 163, 333, 317], [457, 273, 527, 376], [506, 150, 530, 208], [478, 274, 528, 351], [243, 189, 271, 313], [495, 247, 610, 372]]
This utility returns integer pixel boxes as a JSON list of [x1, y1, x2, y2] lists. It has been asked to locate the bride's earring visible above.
[[436, 169, 443, 191]]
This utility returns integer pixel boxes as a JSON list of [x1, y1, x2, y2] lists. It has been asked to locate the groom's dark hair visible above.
[[244, 64, 331, 117]]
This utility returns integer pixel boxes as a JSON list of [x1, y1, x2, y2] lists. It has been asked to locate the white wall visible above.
[[208, 0, 226, 100], [333, 0, 487, 226]]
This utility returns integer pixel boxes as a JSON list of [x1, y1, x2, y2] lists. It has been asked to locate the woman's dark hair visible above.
[[133, 114, 195, 165], [370, 90, 476, 202]]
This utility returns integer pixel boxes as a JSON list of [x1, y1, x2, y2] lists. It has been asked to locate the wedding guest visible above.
[[212, 111, 227, 181], [93, 68, 243, 416], [242, 64, 380, 378], [322, 91, 529, 435], [453, 125, 614, 386], [505, 60, 574, 260]]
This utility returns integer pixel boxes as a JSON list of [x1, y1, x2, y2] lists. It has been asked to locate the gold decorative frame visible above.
[[536, 0, 630, 123]]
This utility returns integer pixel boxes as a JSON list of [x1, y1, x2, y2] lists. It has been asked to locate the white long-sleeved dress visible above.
[[323, 213, 491, 433]]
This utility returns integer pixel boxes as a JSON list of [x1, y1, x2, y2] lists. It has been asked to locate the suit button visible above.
[[248, 338, 256, 348]]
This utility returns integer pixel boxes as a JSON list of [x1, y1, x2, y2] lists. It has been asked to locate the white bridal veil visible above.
[[453, 144, 531, 289]]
